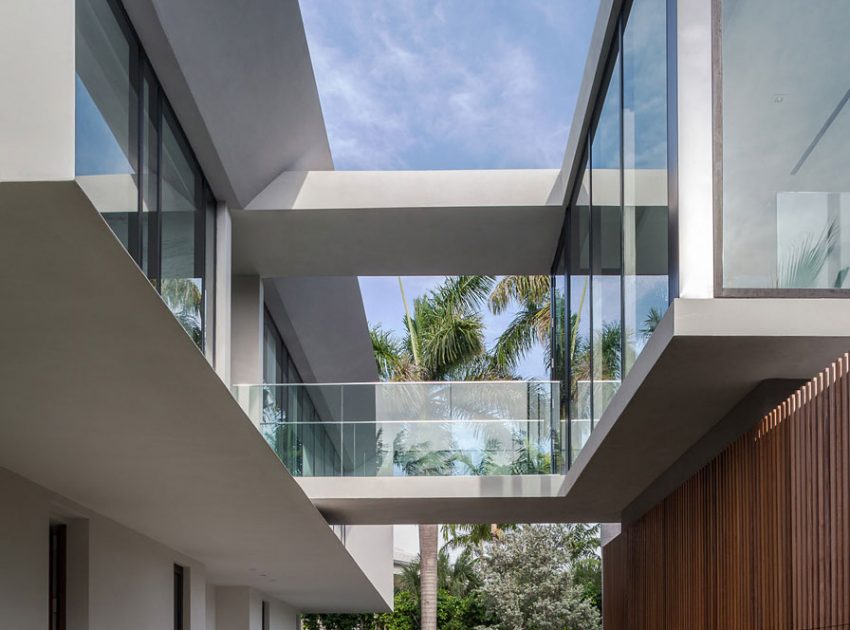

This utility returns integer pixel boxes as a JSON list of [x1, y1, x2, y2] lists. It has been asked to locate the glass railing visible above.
[[569, 379, 621, 465], [233, 382, 562, 477]]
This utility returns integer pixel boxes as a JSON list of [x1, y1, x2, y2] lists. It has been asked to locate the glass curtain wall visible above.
[[75, 0, 216, 355], [554, 0, 670, 468], [551, 249, 567, 471], [568, 159, 592, 464], [720, 0, 850, 292], [262, 310, 341, 476], [623, 0, 669, 368], [590, 48, 623, 428]]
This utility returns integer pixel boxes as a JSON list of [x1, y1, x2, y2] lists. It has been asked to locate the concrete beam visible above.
[[233, 169, 564, 276], [298, 475, 569, 525], [560, 297, 850, 521]]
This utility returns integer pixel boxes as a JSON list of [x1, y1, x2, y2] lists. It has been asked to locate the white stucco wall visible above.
[[0, 468, 224, 630], [231, 275, 265, 386], [676, 0, 715, 298], [0, 0, 74, 181], [214, 585, 299, 630], [340, 525, 394, 606], [0, 469, 47, 630]]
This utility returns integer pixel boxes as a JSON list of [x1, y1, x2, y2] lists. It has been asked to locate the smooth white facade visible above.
[[0, 0, 74, 181], [0, 468, 300, 630]]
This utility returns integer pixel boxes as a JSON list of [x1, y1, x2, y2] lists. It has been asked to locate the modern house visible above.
[[0, 0, 847, 628]]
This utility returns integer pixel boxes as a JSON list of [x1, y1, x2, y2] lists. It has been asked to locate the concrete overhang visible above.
[[264, 277, 379, 384], [560, 298, 850, 522], [0, 181, 389, 612], [297, 475, 569, 525], [122, 0, 332, 208], [232, 169, 564, 276]]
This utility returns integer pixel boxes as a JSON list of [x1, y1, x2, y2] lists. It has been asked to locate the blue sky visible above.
[[300, 0, 600, 170], [301, 0, 600, 380]]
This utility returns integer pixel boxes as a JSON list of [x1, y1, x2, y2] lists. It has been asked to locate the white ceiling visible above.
[[0, 181, 388, 613]]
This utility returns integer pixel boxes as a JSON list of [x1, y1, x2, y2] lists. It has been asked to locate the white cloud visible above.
[[300, 0, 595, 169]]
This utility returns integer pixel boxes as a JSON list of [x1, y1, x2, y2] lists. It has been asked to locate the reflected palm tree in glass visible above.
[[161, 277, 203, 348]]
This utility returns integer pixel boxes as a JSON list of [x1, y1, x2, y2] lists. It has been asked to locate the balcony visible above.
[[233, 381, 562, 477]]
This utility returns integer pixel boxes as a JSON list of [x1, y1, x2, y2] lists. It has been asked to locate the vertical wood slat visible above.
[[602, 353, 850, 630]]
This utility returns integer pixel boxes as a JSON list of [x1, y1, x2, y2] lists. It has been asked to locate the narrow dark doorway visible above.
[[173, 564, 185, 630], [49, 524, 66, 630], [262, 600, 270, 630]]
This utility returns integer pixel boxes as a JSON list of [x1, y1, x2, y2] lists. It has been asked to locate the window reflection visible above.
[[552, 251, 567, 469], [569, 159, 592, 462], [75, 0, 138, 255], [555, 0, 671, 468], [161, 109, 203, 345], [722, 0, 850, 290], [590, 49, 622, 426], [623, 0, 668, 372], [75, 0, 216, 353], [262, 309, 342, 477]]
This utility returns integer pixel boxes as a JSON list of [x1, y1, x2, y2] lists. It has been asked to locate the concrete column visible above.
[[215, 203, 233, 385], [214, 586, 255, 630], [213, 586, 298, 630], [231, 275, 264, 385], [0, 1, 74, 181], [675, 0, 715, 298]]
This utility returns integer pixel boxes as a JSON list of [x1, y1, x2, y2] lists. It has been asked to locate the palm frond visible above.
[[778, 220, 841, 288], [490, 306, 540, 372], [433, 275, 496, 314], [488, 275, 550, 314]]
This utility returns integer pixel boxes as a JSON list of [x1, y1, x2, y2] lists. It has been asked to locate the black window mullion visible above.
[[135, 41, 144, 269], [564, 210, 572, 470], [618, 12, 627, 385], [587, 136, 595, 431], [154, 83, 163, 292]]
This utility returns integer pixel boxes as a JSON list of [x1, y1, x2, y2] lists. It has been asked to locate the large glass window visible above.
[[721, 0, 850, 291], [552, 249, 567, 469], [623, 0, 668, 371], [75, 0, 216, 354], [568, 157, 592, 463], [590, 49, 623, 426], [262, 310, 341, 477], [160, 108, 204, 347], [75, 0, 138, 254], [553, 0, 671, 468]]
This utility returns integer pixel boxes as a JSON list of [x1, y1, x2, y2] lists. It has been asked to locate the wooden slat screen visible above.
[[603, 354, 850, 629]]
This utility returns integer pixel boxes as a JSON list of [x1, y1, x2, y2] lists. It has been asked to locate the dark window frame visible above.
[[75, 0, 218, 350], [551, 0, 677, 469], [49, 523, 67, 630], [173, 564, 185, 630]]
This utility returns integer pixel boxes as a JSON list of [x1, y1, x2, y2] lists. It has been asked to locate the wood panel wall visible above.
[[603, 354, 850, 629]]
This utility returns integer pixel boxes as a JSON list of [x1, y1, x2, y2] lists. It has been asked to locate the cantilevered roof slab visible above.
[[122, 0, 332, 207], [560, 298, 850, 522], [232, 169, 563, 276], [0, 181, 389, 612], [297, 476, 573, 525]]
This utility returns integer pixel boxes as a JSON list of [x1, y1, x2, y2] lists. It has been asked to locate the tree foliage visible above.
[[474, 524, 601, 630], [302, 524, 602, 630]]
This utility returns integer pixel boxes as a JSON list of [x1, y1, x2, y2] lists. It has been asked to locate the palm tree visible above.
[[397, 547, 481, 600], [777, 219, 849, 288], [442, 522, 514, 550], [371, 275, 506, 630], [161, 277, 203, 347], [489, 275, 551, 373]]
